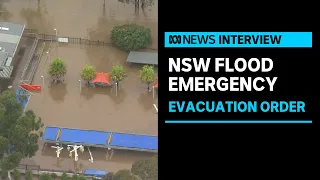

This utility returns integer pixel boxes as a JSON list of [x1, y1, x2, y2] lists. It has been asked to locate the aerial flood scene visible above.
[[0, 0, 158, 179]]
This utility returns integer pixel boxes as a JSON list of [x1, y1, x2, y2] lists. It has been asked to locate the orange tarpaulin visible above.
[[153, 77, 158, 88], [91, 72, 111, 85]]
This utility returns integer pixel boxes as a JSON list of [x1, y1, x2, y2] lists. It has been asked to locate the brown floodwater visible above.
[[2, 0, 158, 49], [2, 0, 158, 173], [20, 42, 158, 172]]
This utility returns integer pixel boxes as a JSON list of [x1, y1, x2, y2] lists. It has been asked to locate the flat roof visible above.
[[127, 51, 158, 65], [0, 22, 25, 61], [0, 51, 8, 67], [0, 22, 25, 36]]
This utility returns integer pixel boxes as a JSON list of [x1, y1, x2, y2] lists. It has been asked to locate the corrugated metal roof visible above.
[[127, 51, 158, 65], [0, 66, 13, 78]]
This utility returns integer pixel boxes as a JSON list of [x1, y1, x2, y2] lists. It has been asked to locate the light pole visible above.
[[54, 28, 59, 57], [152, 86, 155, 99], [45, 51, 49, 62], [115, 83, 118, 96], [79, 80, 82, 94], [54, 28, 58, 41], [41, 76, 44, 89]]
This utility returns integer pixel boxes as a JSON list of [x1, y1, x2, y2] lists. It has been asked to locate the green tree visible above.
[[132, 155, 158, 180], [139, 65, 157, 90], [48, 58, 67, 83], [0, 91, 43, 178], [80, 65, 96, 84], [78, 175, 87, 180], [1, 169, 8, 179], [110, 65, 126, 87], [25, 170, 33, 180], [111, 24, 151, 51], [60, 172, 69, 180], [13, 168, 21, 180], [71, 174, 79, 180], [51, 173, 57, 179], [102, 172, 114, 180], [112, 170, 138, 180], [39, 173, 52, 180]]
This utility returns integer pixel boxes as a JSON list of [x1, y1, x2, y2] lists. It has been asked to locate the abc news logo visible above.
[[168, 34, 216, 44], [168, 35, 181, 44]]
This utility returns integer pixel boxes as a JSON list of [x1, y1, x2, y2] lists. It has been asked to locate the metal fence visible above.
[[23, 28, 113, 46], [20, 35, 39, 81], [23, 28, 158, 50], [18, 164, 40, 172]]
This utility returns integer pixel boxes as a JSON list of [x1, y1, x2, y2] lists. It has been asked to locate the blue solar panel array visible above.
[[42, 126, 158, 151], [84, 169, 108, 178]]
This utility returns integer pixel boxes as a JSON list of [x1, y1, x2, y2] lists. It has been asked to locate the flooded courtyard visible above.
[[1, 0, 158, 173]]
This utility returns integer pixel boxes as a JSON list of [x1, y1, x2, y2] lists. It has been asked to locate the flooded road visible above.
[[2, 0, 158, 172], [2, 0, 158, 49]]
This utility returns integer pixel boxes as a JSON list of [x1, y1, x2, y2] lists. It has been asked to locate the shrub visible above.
[[13, 169, 21, 180], [111, 24, 151, 51], [78, 175, 87, 180], [25, 170, 33, 180], [51, 173, 58, 179], [60, 172, 69, 180], [71, 174, 79, 180], [39, 173, 53, 180]]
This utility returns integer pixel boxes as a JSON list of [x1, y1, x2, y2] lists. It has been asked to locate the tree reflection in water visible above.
[[48, 83, 67, 103]]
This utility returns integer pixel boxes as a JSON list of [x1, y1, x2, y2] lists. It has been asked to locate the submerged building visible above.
[[0, 22, 25, 78]]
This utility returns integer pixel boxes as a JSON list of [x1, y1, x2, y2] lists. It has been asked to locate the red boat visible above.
[[20, 83, 41, 91]]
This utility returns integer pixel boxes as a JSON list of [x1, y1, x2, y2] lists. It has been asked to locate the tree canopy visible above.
[[110, 65, 126, 86], [48, 58, 67, 83], [131, 155, 158, 180], [112, 170, 139, 180], [111, 24, 151, 52], [103, 155, 158, 180], [39, 173, 52, 180], [0, 91, 43, 172], [80, 65, 96, 83], [139, 65, 157, 90]]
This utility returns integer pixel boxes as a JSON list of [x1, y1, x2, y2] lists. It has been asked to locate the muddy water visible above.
[[29, 43, 158, 134], [2, 0, 158, 172], [2, 0, 158, 49], [22, 42, 158, 172]]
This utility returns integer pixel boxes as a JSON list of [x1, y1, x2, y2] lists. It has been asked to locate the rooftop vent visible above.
[[0, 27, 9, 31]]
